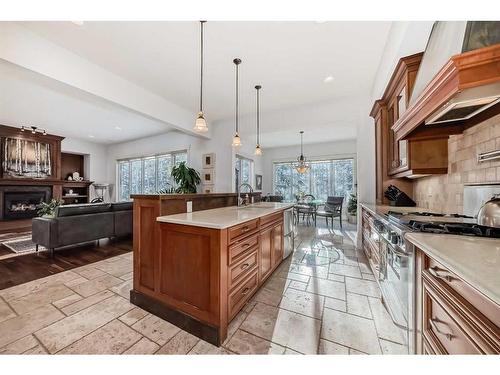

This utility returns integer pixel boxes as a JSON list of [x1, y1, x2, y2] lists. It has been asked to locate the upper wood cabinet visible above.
[[370, 52, 449, 203]]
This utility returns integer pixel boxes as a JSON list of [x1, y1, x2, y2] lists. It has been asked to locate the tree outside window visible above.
[[117, 150, 187, 201], [272, 158, 354, 202]]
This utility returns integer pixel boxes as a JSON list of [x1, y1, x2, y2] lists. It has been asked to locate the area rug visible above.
[[1, 234, 47, 258]]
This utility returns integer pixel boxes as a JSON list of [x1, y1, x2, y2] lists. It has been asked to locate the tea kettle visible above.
[[477, 194, 500, 228]]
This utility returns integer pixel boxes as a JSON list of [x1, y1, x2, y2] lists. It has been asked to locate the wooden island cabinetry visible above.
[[130, 203, 289, 346]]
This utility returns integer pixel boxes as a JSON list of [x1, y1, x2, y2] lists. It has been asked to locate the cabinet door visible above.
[[271, 222, 283, 268], [259, 226, 273, 282]]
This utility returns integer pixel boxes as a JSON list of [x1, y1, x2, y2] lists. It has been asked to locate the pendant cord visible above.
[[256, 87, 260, 145], [235, 61, 239, 133], [200, 21, 205, 112]]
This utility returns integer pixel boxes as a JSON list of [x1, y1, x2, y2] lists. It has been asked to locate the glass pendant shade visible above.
[[232, 133, 242, 147], [194, 111, 208, 133], [254, 144, 262, 156]]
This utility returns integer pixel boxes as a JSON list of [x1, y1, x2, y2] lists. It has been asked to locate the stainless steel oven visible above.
[[378, 220, 414, 354]]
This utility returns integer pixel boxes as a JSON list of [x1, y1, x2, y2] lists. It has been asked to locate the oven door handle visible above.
[[387, 243, 409, 257]]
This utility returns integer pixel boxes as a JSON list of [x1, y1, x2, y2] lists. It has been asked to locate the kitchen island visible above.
[[130, 202, 294, 346]]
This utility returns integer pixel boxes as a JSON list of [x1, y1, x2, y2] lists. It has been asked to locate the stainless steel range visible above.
[[374, 207, 500, 354]]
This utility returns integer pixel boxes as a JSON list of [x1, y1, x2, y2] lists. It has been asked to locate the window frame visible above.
[[117, 149, 188, 201], [235, 154, 254, 192], [272, 155, 356, 202]]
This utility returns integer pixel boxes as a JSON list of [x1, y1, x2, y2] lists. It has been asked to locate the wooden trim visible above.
[[393, 44, 500, 141]]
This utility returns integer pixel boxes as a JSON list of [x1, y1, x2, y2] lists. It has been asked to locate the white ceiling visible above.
[[6, 21, 393, 145], [0, 60, 171, 143]]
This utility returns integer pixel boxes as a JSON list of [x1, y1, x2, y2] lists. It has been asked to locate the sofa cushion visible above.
[[111, 202, 133, 211], [56, 203, 112, 217], [57, 212, 114, 246], [114, 210, 133, 237]]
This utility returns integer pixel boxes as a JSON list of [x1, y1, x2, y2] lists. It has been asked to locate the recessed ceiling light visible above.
[[88, 135, 95, 138], [324, 76, 334, 83], [71, 21, 84, 26], [115, 126, 122, 131]]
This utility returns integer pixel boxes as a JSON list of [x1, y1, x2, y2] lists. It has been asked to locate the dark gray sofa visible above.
[[32, 202, 133, 257]]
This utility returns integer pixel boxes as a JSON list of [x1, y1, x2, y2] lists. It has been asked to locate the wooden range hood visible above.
[[392, 43, 500, 141]]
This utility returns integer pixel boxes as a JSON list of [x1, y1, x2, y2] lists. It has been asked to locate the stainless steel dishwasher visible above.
[[283, 208, 295, 258]]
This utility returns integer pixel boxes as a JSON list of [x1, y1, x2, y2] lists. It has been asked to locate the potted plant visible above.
[[347, 192, 357, 224], [171, 161, 201, 194], [37, 199, 63, 218]]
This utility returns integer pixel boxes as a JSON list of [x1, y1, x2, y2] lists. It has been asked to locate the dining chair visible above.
[[315, 196, 344, 229], [295, 194, 317, 226]]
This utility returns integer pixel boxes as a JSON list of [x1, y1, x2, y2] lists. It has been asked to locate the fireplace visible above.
[[0, 186, 51, 220]]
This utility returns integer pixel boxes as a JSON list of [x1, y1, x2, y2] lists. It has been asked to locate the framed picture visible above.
[[202, 185, 214, 194], [202, 168, 215, 184], [255, 174, 262, 191], [202, 153, 216, 168]]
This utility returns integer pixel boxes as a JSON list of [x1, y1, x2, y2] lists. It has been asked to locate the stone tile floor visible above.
[[0, 222, 408, 355]]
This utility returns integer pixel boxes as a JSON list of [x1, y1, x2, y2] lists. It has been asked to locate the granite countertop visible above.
[[406, 232, 500, 306], [157, 202, 295, 229]]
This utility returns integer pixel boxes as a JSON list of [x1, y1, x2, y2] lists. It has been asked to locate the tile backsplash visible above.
[[413, 113, 500, 214]]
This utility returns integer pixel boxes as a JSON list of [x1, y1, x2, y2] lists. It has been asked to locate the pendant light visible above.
[[232, 58, 242, 147], [254, 85, 263, 156], [193, 21, 208, 133], [295, 131, 310, 174]]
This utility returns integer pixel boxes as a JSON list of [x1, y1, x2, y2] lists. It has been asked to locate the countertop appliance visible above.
[[283, 208, 295, 259]]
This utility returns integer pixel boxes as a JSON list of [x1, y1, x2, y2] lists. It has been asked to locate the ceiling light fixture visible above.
[[115, 126, 122, 130], [232, 58, 242, 147], [193, 21, 209, 133], [21, 126, 47, 135], [254, 85, 262, 156], [324, 76, 334, 83], [88, 135, 95, 138], [294, 131, 310, 174]]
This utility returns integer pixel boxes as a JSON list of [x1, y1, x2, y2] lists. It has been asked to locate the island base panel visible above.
[[130, 289, 221, 346]]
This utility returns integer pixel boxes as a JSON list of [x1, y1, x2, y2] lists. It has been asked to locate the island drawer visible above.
[[423, 256, 500, 328], [422, 278, 483, 354], [228, 249, 258, 290], [228, 219, 259, 244], [228, 233, 259, 264], [260, 211, 283, 228], [228, 270, 258, 320]]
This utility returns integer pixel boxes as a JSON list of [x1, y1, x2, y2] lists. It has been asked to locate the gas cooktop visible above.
[[407, 221, 500, 238], [384, 210, 500, 238]]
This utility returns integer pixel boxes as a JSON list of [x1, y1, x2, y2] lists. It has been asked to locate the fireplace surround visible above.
[[0, 186, 51, 220]]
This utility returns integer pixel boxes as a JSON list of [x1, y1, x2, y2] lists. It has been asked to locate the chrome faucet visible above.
[[237, 183, 254, 207]]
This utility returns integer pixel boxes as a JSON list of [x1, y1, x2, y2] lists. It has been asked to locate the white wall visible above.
[[105, 119, 264, 201], [61, 137, 108, 200], [261, 139, 357, 195]]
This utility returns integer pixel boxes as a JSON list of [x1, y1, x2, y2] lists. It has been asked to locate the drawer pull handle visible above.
[[429, 318, 454, 341], [240, 263, 250, 270], [241, 287, 250, 295], [429, 267, 454, 282], [242, 243, 250, 248]]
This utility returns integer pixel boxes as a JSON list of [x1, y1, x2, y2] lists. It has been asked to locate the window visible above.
[[235, 155, 253, 192], [273, 158, 354, 202], [117, 150, 187, 201]]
